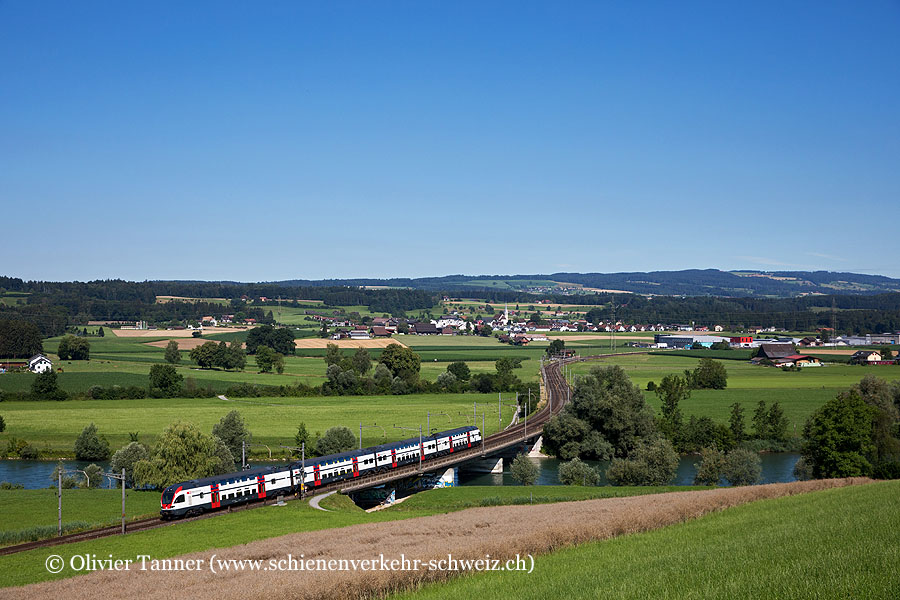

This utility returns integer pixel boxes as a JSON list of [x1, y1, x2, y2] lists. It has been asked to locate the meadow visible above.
[[0, 393, 517, 457], [569, 353, 900, 431], [0, 484, 700, 588], [0, 489, 161, 545], [396, 480, 900, 600]]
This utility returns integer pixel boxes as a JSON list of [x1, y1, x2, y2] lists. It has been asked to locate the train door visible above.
[[391, 448, 397, 468], [352, 457, 359, 477], [211, 484, 220, 509], [313, 464, 321, 486], [257, 474, 266, 499], [419, 441, 424, 460], [467, 431, 471, 448]]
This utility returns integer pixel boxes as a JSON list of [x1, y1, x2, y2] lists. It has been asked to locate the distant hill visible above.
[[268, 270, 900, 298]]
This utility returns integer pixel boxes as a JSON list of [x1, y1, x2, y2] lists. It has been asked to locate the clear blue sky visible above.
[[2, 1, 899, 281]]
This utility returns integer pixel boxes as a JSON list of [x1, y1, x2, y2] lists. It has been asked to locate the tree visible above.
[[729, 403, 746, 442], [436, 371, 458, 391], [255, 345, 277, 373], [189, 341, 220, 369], [542, 366, 655, 460], [722, 448, 762, 486], [110, 441, 150, 487], [0, 415, 4, 433], [378, 343, 421, 383], [689, 358, 727, 389], [273, 352, 285, 374], [31, 370, 67, 401], [801, 391, 878, 478], [548, 339, 565, 356], [880, 347, 894, 360], [82, 463, 104, 488], [149, 364, 183, 396], [74, 423, 111, 461], [245, 325, 295, 355], [351, 346, 372, 376], [133, 421, 234, 489], [447, 361, 471, 382], [753, 400, 769, 439], [294, 423, 310, 454], [373, 363, 392, 393], [319, 321, 329, 338], [212, 410, 251, 465], [324, 343, 343, 367], [0, 319, 43, 358], [606, 438, 679, 486], [558, 457, 601, 486], [656, 374, 689, 434], [693, 447, 726, 486], [98, 327, 104, 337], [50, 462, 78, 489], [164, 340, 181, 364], [510, 454, 538, 485], [57, 335, 90, 360], [315, 426, 356, 456], [767, 402, 789, 443]]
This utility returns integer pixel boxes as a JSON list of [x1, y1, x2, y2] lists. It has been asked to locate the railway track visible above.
[[0, 352, 639, 556]]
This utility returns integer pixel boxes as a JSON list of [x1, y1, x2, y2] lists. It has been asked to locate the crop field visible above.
[[569, 353, 900, 429], [0, 392, 516, 457], [0, 478, 870, 595], [398, 479, 899, 600]]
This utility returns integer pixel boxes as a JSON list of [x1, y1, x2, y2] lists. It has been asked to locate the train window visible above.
[[174, 494, 185, 504]]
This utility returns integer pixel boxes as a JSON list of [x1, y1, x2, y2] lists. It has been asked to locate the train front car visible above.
[[160, 483, 194, 519]]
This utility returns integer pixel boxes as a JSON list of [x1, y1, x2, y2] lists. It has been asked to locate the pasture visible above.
[[569, 353, 900, 430], [0, 392, 517, 457]]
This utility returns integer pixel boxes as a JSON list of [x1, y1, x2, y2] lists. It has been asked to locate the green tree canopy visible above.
[[212, 410, 251, 465], [133, 422, 234, 489], [315, 426, 357, 456], [351, 346, 372, 376], [606, 437, 679, 486], [164, 340, 181, 364], [558, 457, 601, 486], [110, 441, 150, 487], [149, 364, 183, 396], [510, 454, 539, 486], [447, 361, 471, 381], [57, 335, 90, 360], [378, 343, 421, 383], [74, 423, 111, 461], [801, 391, 877, 478], [0, 319, 43, 358]]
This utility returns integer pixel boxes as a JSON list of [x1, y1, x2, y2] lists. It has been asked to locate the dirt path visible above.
[[2, 478, 870, 600]]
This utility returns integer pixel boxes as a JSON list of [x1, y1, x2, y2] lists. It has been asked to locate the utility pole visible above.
[[242, 440, 247, 470], [103, 469, 127, 534], [57, 471, 62, 537]]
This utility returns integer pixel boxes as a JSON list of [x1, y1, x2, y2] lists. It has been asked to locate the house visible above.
[[757, 344, 795, 360], [371, 326, 392, 337], [349, 330, 371, 340], [29, 354, 52, 374], [850, 350, 882, 364], [797, 337, 821, 347], [440, 326, 454, 335], [412, 323, 439, 335], [784, 355, 822, 367], [714, 325, 724, 332]]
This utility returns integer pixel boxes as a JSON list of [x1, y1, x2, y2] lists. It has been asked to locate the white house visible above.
[[29, 354, 52, 374]]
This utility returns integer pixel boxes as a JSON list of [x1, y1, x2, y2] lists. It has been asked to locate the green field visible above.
[[0, 489, 161, 544], [0, 393, 517, 457], [569, 353, 900, 431], [396, 480, 900, 600], [0, 485, 698, 588]]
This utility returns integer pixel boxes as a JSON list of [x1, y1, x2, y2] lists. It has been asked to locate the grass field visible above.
[[569, 353, 900, 431], [396, 480, 900, 600], [0, 489, 161, 545], [0, 484, 695, 588], [0, 393, 516, 457]]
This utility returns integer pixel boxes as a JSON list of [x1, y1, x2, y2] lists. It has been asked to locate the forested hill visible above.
[[271, 269, 900, 297]]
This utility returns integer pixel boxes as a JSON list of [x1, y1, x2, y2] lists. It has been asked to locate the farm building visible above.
[[349, 329, 371, 340], [654, 334, 728, 349], [757, 344, 795, 360], [412, 323, 439, 335], [29, 354, 52, 373], [850, 350, 882, 364]]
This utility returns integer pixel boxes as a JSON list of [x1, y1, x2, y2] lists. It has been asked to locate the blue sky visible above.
[[2, 1, 899, 281]]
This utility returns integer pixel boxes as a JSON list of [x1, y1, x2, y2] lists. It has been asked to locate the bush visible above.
[[722, 448, 762, 486], [0, 481, 25, 490], [606, 438, 678, 486], [110, 441, 150, 487], [693, 447, 726, 486], [558, 457, 601, 486], [510, 454, 538, 486], [74, 423, 111, 461], [315, 426, 356, 456], [19, 444, 39, 460]]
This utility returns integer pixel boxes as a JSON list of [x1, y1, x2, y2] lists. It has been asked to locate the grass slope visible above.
[[397, 480, 900, 600], [0, 485, 688, 588]]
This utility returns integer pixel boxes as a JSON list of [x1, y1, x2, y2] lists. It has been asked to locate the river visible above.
[[0, 454, 801, 489]]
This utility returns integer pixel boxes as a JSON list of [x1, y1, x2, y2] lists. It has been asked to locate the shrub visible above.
[[606, 438, 678, 486], [74, 423, 111, 461], [510, 454, 538, 486], [19, 444, 39, 460], [722, 448, 762, 486], [558, 457, 601, 486]]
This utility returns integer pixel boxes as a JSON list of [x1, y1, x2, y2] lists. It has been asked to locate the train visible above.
[[159, 425, 481, 518]]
